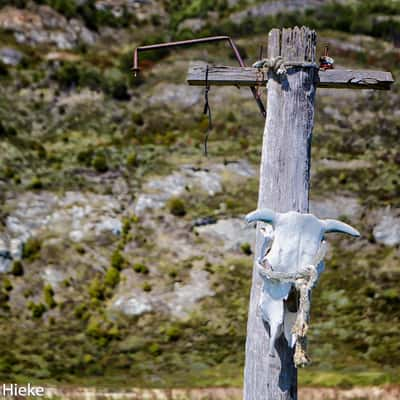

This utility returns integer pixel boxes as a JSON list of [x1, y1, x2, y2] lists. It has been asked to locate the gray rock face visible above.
[[135, 161, 256, 214], [42, 267, 66, 287], [178, 18, 206, 33], [4, 191, 123, 247], [373, 214, 400, 246], [0, 238, 12, 273], [149, 83, 202, 109], [0, 6, 96, 49], [111, 269, 214, 319], [112, 294, 153, 316], [310, 196, 361, 220], [230, 0, 326, 24], [167, 270, 215, 319], [0, 47, 23, 65], [195, 218, 256, 252]]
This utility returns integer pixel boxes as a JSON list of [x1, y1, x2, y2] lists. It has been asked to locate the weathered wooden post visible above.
[[187, 26, 391, 399], [243, 26, 316, 400]]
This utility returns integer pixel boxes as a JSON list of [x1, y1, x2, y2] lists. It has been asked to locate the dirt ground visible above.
[[42, 386, 400, 400]]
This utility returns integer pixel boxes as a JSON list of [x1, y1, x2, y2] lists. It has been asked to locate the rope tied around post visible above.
[[252, 56, 319, 79], [257, 240, 327, 368]]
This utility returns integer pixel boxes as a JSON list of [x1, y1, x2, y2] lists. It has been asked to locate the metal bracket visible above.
[[132, 36, 266, 119]]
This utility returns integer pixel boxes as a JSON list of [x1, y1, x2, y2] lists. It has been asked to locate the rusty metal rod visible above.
[[133, 36, 266, 119]]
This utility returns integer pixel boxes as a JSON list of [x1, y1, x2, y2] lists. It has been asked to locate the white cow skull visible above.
[[245, 208, 360, 366]]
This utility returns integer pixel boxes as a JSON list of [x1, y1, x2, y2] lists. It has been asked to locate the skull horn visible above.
[[323, 219, 360, 237], [245, 208, 277, 226]]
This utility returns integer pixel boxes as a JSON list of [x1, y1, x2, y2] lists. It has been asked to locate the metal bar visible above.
[[133, 36, 266, 119]]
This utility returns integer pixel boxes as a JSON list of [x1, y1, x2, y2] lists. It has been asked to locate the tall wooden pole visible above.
[[243, 27, 317, 400]]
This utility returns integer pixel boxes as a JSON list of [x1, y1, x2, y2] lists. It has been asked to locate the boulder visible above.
[[0, 6, 96, 50], [112, 294, 153, 316], [0, 47, 23, 66], [195, 218, 256, 252], [373, 214, 400, 246], [0, 238, 12, 273], [230, 0, 326, 24], [310, 196, 362, 220]]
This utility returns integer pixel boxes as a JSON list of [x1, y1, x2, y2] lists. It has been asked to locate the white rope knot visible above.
[[257, 241, 327, 367], [252, 56, 319, 79]]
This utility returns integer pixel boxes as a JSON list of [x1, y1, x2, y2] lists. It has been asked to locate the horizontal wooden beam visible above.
[[187, 65, 394, 90]]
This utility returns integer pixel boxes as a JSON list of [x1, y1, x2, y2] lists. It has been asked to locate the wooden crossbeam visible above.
[[187, 65, 394, 90]]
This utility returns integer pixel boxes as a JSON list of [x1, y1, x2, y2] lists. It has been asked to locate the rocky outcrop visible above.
[[135, 161, 256, 214], [230, 0, 328, 24], [0, 47, 23, 65], [111, 269, 214, 319], [3, 191, 123, 247], [373, 211, 400, 246], [195, 218, 256, 252], [0, 6, 96, 49]]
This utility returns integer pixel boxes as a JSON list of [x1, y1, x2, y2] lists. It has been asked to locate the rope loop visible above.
[[252, 56, 319, 79]]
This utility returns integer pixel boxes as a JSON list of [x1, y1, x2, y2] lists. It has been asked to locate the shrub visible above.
[[240, 242, 252, 256], [28, 177, 43, 190], [77, 148, 94, 166], [0, 61, 8, 77], [165, 326, 182, 341], [27, 302, 46, 319], [3, 278, 12, 292], [167, 197, 186, 217], [54, 62, 80, 88], [88, 278, 105, 300], [22, 237, 42, 260], [0, 291, 9, 303], [43, 284, 56, 309], [142, 281, 152, 292], [79, 66, 102, 90], [104, 267, 120, 288], [74, 244, 86, 254], [0, 122, 17, 138], [132, 263, 149, 274], [111, 250, 124, 270], [126, 151, 138, 167], [131, 112, 144, 126], [108, 80, 130, 101], [122, 217, 131, 236], [148, 343, 162, 355], [92, 153, 108, 173], [10, 260, 24, 276], [74, 303, 88, 319]]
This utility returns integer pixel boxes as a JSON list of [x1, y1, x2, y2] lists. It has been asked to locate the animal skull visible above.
[[245, 208, 360, 366]]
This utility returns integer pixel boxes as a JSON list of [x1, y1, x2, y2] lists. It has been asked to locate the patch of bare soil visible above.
[[43, 386, 400, 400]]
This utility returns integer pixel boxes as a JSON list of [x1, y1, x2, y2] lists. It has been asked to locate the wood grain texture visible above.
[[243, 27, 317, 400], [187, 66, 394, 90]]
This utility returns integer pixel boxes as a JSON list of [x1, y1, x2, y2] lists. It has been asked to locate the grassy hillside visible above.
[[0, 0, 399, 389]]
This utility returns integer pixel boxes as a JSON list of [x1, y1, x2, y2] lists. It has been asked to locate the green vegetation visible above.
[[132, 263, 149, 274], [110, 250, 125, 271], [88, 278, 105, 301], [0, 0, 399, 390], [240, 242, 252, 256], [142, 281, 152, 292], [22, 238, 42, 261], [10, 260, 24, 276], [104, 267, 120, 288], [167, 197, 186, 217], [92, 153, 108, 173], [27, 301, 46, 319], [43, 284, 56, 309]]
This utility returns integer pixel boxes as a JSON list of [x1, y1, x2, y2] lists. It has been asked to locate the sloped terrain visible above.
[[0, 0, 399, 391]]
